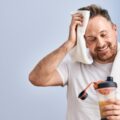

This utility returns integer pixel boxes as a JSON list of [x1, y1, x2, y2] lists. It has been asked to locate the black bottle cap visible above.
[[97, 76, 117, 89], [107, 76, 113, 81]]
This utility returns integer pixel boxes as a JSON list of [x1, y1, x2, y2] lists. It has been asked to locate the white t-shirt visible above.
[[57, 57, 113, 120]]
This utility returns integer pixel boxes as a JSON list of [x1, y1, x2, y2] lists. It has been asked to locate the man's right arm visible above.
[[29, 40, 74, 86], [29, 13, 83, 86]]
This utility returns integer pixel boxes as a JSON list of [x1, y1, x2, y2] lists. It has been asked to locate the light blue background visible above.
[[0, 0, 120, 120]]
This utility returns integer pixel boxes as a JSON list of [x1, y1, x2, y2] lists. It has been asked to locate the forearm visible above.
[[29, 40, 74, 85], [39, 40, 73, 72]]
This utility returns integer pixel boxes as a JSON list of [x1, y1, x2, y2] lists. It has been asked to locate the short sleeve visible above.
[[57, 57, 70, 86]]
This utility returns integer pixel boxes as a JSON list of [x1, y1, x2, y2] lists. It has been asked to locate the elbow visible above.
[[29, 72, 39, 86], [29, 72, 47, 86]]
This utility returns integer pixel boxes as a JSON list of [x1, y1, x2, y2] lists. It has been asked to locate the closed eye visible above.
[[101, 33, 108, 38], [86, 37, 96, 42]]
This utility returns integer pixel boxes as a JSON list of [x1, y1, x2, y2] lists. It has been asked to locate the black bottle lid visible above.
[[97, 76, 117, 89]]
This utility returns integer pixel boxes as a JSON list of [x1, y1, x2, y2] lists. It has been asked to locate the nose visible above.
[[96, 37, 106, 48]]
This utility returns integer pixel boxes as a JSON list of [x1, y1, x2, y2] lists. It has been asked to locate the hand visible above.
[[102, 99, 120, 120], [68, 13, 84, 48]]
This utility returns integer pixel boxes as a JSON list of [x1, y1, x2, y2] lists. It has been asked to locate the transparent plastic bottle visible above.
[[96, 76, 117, 120]]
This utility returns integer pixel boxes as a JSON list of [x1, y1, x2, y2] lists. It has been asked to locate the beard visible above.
[[91, 42, 117, 63]]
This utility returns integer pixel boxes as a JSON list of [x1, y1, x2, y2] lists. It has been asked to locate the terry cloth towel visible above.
[[110, 43, 120, 99], [69, 10, 93, 64]]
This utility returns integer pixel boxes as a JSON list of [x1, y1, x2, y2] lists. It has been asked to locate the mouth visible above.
[[97, 46, 109, 54]]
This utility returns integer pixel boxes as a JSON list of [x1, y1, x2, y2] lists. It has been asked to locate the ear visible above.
[[112, 24, 118, 37], [112, 24, 117, 31]]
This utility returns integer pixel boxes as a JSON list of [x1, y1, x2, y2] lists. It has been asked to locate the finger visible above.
[[72, 15, 83, 24], [72, 16, 83, 22], [103, 104, 120, 111], [72, 14, 83, 22], [103, 109, 120, 116], [71, 20, 83, 27], [107, 99, 120, 105], [72, 13, 83, 18]]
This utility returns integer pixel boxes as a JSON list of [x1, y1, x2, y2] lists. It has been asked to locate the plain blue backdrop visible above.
[[0, 0, 120, 120]]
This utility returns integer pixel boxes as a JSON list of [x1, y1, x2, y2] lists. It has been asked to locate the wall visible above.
[[0, 0, 120, 120]]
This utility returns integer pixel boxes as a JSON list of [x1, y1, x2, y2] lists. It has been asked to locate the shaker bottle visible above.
[[78, 76, 117, 120], [95, 76, 117, 120]]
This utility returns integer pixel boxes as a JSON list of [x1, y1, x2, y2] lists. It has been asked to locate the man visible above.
[[29, 4, 120, 120]]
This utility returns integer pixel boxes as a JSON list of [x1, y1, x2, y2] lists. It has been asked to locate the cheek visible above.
[[109, 31, 117, 42], [89, 48, 95, 54], [87, 43, 96, 53]]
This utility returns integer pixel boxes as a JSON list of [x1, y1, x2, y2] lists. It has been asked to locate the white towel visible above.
[[69, 10, 93, 64], [110, 43, 120, 99]]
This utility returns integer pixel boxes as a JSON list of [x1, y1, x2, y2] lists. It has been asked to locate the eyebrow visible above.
[[100, 30, 107, 33]]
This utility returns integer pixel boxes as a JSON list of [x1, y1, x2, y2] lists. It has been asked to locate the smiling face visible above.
[[85, 15, 118, 63]]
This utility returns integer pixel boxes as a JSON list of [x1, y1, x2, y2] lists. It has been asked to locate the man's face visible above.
[[85, 16, 118, 63]]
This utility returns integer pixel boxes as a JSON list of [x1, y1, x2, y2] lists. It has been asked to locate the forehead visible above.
[[85, 15, 112, 36]]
